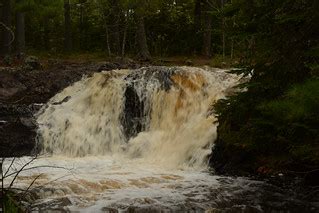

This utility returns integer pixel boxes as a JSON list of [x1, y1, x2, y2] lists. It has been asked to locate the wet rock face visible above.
[[0, 119, 36, 157], [121, 67, 177, 140], [209, 136, 256, 176], [0, 104, 41, 157], [122, 85, 145, 139], [0, 70, 27, 99], [98, 62, 122, 72], [98, 59, 142, 72], [305, 170, 319, 186], [125, 66, 176, 91]]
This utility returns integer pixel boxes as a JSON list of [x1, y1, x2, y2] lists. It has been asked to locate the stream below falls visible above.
[[3, 67, 317, 212]]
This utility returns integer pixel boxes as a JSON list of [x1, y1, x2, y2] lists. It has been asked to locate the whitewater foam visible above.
[[4, 67, 249, 212], [36, 66, 241, 169]]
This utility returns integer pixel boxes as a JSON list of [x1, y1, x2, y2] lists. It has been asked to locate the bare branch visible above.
[[4, 165, 73, 179], [8, 156, 37, 189], [1, 158, 4, 212], [4, 158, 15, 177], [22, 173, 43, 197], [31, 173, 74, 190]]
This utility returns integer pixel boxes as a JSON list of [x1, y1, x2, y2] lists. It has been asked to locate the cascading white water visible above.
[[5, 67, 254, 212], [37, 66, 241, 169]]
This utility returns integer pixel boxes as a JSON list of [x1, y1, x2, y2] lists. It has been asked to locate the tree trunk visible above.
[[231, 38, 234, 59], [194, 0, 202, 53], [135, 14, 151, 61], [230, 0, 235, 60], [122, 11, 129, 57], [108, 0, 121, 55], [121, 27, 127, 57], [79, 4, 84, 49], [112, 18, 121, 55], [43, 17, 50, 51], [194, 0, 202, 30], [202, 9, 212, 57], [105, 24, 111, 56], [64, 0, 72, 51], [221, 0, 225, 59], [0, 0, 12, 55], [16, 12, 25, 55]]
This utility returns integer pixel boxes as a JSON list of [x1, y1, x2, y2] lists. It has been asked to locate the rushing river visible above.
[[3, 67, 316, 212]]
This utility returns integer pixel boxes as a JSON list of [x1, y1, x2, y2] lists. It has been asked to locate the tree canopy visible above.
[[1, 0, 233, 58]]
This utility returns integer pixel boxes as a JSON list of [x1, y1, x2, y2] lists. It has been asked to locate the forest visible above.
[[0, 0, 237, 60], [0, 0, 319, 212]]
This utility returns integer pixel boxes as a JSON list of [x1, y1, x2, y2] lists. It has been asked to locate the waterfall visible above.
[[5, 67, 310, 212], [36, 66, 241, 169]]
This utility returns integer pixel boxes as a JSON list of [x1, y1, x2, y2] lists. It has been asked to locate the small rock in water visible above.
[[3, 55, 13, 65], [98, 62, 120, 72], [305, 170, 319, 186], [20, 117, 37, 128], [48, 59, 60, 66], [24, 56, 42, 70], [101, 207, 118, 213], [0, 120, 7, 125], [53, 96, 71, 105], [185, 59, 193, 66]]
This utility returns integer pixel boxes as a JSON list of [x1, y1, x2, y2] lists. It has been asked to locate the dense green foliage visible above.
[[3, 193, 19, 213], [215, 0, 319, 171]]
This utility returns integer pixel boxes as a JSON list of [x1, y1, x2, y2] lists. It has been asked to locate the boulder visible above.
[[0, 104, 40, 157], [185, 59, 193, 66], [0, 71, 26, 100], [24, 56, 41, 70], [305, 170, 319, 186], [98, 62, 121, 72]]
